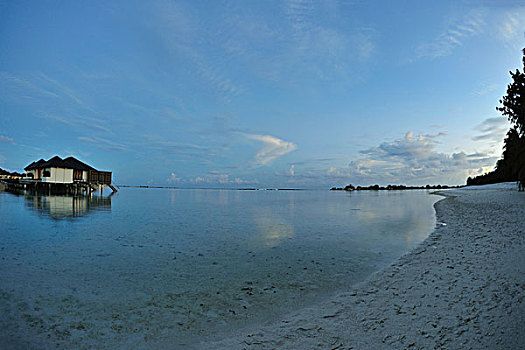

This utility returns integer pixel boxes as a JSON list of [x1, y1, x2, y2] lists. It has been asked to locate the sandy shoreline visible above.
[[199, 184, 525, 349]]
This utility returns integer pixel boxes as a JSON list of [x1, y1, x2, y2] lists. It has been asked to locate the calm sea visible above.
[[0, 188, 440, 348]]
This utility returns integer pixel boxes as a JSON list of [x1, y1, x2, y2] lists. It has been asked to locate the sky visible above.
[[1, 0, 524, 188]]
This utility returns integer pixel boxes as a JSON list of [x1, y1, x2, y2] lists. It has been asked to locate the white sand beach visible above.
[[200, 183, 525, 349]]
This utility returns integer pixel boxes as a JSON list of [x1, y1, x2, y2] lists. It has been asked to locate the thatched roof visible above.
[[24, 156, 97, 171], [0, 168, 25, 177], [62, 156, 96, 171], [24, 159, 46, 170], [41, 156, 63, 168]]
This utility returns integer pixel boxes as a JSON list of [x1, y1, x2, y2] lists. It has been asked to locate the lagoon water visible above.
[[0, 188, 440, 348]]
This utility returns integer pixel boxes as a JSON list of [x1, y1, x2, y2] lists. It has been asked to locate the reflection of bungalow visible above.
[[24, 156, 112, 185], [24, 193, 112, 219]]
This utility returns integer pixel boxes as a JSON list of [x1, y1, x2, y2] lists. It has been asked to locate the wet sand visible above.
[[201, 183, 525, 349]]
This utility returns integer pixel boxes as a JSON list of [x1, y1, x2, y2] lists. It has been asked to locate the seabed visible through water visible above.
[[0, 188, 439, 347]]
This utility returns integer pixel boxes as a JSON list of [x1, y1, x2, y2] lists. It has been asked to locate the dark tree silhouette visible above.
[[499, 128, 522, 177], [467, 49, 525, 188], [497, 48, 525, 136]]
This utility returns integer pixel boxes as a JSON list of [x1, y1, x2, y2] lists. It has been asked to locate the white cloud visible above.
[[167, 172, 182, 184], [188, 173, 259, 185], [246, 134, 298, 166], [234, 177, 259, 185], [191, 176, 206, 184], [289, 164, 295, 176], [327, 131, 498, 185]]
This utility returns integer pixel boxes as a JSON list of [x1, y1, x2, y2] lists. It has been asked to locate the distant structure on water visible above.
[[2, 156, 117, 195], [0, 168, 25, 180]]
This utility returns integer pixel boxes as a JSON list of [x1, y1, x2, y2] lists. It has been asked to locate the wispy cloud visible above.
[[472, 117, 509, 144], [289, 157, 338, 166], [286, 0, 314, 43], [1, 71, 92, 112], [416, 10, 485, 59], [498, 9, 525, 46], [192, 54, 244, 102], [38, 113, 112, 134], [138, 135, 217, 161], [78, 136, 129, 152], [143, 135, 210, 151], [148, 1, 245, 102], [0, 135, 14, 143], [0, 72, 59, 101], [1, 72, 113, 138], [246, 134, 298, 166], [38, 73, 86, 107], [149, 0, 376, 92], [281, 0, 376, 80], [473, 83, 499, 96]]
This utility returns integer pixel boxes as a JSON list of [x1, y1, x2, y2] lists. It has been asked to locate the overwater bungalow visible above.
[[0, 168, 12, 179], [4, 156, 117, 195], [24, 156, 112, 184], [0, 168, 25, 180]]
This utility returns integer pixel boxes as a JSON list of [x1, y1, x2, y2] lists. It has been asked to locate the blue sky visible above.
[[1, 0, 524, 188]]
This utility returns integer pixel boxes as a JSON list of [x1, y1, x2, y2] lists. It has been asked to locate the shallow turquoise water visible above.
[[0, 188, 440, 348]]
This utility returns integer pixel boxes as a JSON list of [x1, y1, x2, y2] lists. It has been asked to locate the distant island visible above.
[[118, 185, 304, 191], [330, 184, 461, 191]]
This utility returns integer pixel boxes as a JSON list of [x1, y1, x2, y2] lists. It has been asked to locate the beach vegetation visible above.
[[467, 48, 525, 188], [330, 184, 457, 191]]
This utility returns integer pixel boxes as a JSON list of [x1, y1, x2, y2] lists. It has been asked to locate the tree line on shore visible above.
[[467, 49, 525, 188], [330, 184, 461, 191]]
